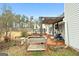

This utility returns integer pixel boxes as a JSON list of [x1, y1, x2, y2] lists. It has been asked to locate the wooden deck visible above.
[[45, 34, 65, 46]]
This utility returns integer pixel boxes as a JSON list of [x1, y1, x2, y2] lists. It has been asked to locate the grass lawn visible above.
[[0, 40, 79, 56], [48, 46, 79, 56], [26, 46, 79, 56]]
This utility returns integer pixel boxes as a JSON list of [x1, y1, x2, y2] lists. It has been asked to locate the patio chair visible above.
[[54, 33, 64, 41]]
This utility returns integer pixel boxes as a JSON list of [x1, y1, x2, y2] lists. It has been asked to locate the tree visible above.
[[1, 4, 15, 42], [14, 14, 21, 29], [20, 15, 29, 28], [20, 15, 26, 28]]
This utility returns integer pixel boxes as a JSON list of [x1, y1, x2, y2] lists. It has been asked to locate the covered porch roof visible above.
[[41, 17, 64, 24]]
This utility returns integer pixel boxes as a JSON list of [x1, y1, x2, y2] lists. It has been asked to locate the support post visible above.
[[52, 24, 54, 35], [39, 17, 43, 36]]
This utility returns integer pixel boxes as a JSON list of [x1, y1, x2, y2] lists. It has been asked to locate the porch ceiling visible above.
[[42, 17, 64, 24]]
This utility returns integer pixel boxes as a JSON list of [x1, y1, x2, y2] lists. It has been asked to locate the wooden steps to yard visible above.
[[27, 44, 46, 51], [27, 36, 46, 51]]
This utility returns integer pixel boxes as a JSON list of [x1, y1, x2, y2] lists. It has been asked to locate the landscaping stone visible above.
[[0, 53, 8, 56]]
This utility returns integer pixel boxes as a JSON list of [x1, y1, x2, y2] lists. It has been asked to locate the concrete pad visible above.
[[27, 44, 46, 51]]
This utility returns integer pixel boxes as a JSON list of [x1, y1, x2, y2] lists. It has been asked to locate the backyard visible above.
[[0, 3, 79, 56], [0, 39, 79, 56]]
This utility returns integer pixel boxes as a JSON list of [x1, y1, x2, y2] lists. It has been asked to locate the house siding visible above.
[[64, 3, 79, 51]]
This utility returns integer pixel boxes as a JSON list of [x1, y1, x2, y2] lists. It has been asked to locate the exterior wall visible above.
[[64, 3, 79, 51]]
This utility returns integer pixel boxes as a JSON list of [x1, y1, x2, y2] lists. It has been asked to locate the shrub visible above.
[[21, 31, 28, 37], [4, 36, 11, 42]]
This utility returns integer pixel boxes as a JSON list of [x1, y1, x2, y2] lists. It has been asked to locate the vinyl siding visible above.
[[64, 3, 79, 50]]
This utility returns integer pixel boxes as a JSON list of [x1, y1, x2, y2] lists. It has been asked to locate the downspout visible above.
[[64, 19, 70, 48], [66, 20, 70, 46]]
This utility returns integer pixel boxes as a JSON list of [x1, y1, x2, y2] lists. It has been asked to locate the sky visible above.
[[0, 3, 64, 18]]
